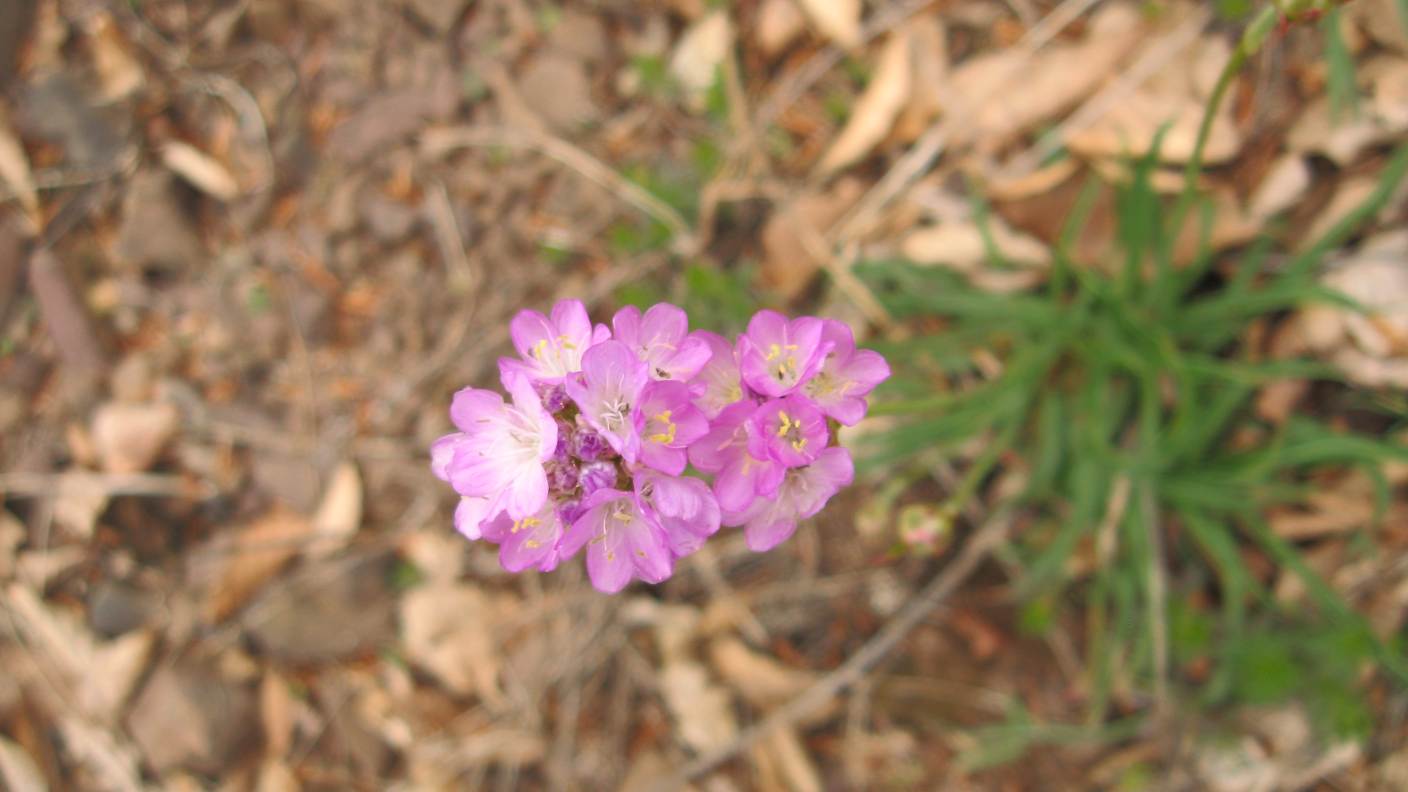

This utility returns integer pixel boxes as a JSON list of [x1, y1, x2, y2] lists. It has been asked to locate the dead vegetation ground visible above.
[[2, 0, 1408, 790]]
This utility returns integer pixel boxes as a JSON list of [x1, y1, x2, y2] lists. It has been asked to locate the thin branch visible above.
[[645, 508, 1015, 791], [0, 471, 214, 500], [419, 125, 697, 256]]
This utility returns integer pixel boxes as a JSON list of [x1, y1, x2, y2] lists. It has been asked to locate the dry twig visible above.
[[419, 125, 697, 256], [646, 508, 1015, 791]]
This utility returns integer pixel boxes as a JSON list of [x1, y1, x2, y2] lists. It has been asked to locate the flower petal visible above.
[[454, 496, 494, 540], [586, 529, 633, 593]]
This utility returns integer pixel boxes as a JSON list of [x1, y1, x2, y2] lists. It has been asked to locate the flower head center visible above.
[[647, 410, 677, 445], [774, 410, 807, 452], [600, 396, 631, 430], [766, 343, 801, 383]]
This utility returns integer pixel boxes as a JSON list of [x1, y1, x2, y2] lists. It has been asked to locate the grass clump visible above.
[[858, 132, 1408, 738]]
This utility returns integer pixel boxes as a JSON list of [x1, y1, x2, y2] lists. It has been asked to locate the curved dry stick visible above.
[[645, 508, 1014, 792], [419, 125, 697, 256]]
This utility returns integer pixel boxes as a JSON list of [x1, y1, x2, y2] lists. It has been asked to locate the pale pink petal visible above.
[[449, 387, 504, 431], [454, 496, 494, 540]]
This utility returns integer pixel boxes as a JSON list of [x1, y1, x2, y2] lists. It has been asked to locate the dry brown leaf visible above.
[[620, 750, 702, 792], [1254, 379, 1310, 425], [87, 12, 144, 101], [78, 630, 154, 722], [4, 585, 151, 723], [984, 158, 1078, 201], [125, 661, 256, 774], [1306, 232, 1408, 388], [670, 11, 733, 112], [1304, 178, 1378, 249], [1270, 474, 1378, 540], [399, 583, 503, 705], [254, 760, 300, 792], [459, 728, 545, 766], [306, 462, 361, 559], [6, 583, 95, 680], [796, 0, 861, 48], [161, 142, 239, 201], [756, 0, 806, 57], [46, 472, 111, 540], [818, 32, 912, 175], [0, 736, 47, 792], [709, 637, 814, 711], [57, 718, 143, 792], [399, 530, 464, 584], [948, 4, 1144, 149], [894, 15, 948, 142], [0, 109, 39, 224], [752, 726, 822, 792], [648, 602, 703, 665], [17, 546, 86, 588], [1249, 155, 1311, 220], [761, 178, 865, 298], [0, 509, 22, 581], [199, 507, 315, 622], [260, 671, 294, 759], [1068, 35, 1238, 164], [1288, 57, 1408, 164], [1349, 0, 1408, 54], [660, 662, 737, 753], [90, 401, 179, 475], [902, 220, 1050, 269]]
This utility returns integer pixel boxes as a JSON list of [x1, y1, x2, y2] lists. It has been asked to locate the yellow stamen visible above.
[[647, 410, 677, 444], [525, 539, 541, 548], [557, 334, 577, 350], [766, 342, 798, 361], [511, 517, 541, 533], [775, 411, 790, 436], [791, 437, 807, 452], [531, 338, 550, 360]]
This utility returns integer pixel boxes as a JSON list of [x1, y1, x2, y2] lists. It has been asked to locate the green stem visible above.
[[1172, 6, 1278, 236]]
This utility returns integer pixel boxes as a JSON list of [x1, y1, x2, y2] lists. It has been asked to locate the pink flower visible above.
[[737, 310, 829, 397], [634, 470, 720, 558], [502, 299, 610, 382], [433, 373, 557, 520], [433, 301, 886, 589], [687, 401, 785, 512], [723, 447, 854, 551], [480, 503, 567, 572], [689, 330, 746, 418], [560, 489, 673, 593], [566, 340, 649, 462], [635, 380, 710, 475], [802, 320, 891, 425], [612, 303, 712, 381], [452, 496, 493, 541], [748, 395, 829, 468]]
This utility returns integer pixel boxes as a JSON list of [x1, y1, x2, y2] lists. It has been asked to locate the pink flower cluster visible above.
[[431, 299, 889, 593]]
